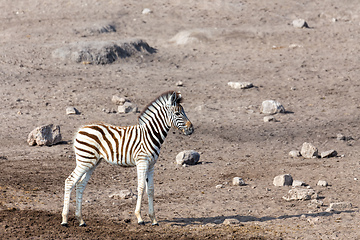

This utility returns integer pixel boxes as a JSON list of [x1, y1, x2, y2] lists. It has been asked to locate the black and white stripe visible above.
[[61, 91, 193, 227]]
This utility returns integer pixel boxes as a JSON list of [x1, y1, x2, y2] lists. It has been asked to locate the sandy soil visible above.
[[1, 0, 360, 239]]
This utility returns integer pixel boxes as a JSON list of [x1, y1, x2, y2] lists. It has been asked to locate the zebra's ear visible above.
[[168, 91, 181, 105]]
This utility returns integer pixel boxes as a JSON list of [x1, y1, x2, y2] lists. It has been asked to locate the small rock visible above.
[[169, 29, 210, 45], [216, 184, 224, 189], [118, 102, 137, 114], [27, 124, 62, 146], [260, 100, 285, 115], [66, 107, 79, 115], [176, 81, 184, 87], [321, 150, 337, 158], [327, 202, 352, 212], [317, 180, 328, 187], [273, 174, 293, 186], [289, 150, 301, 158], [176, 150, 200, 165], [227, 82, 253, 89], [300, 142, 318, 159], [232, 177, 246, 186], [292, 180, 306, 187], [307, 217, 320, 224], [289, 43, 302, 48], [336, 133, 346, 141], [263, 116, 277, 122], [223, 218, 240, 225], [307, 199, 324, 208], [283, 188, 316, 201], [142, 8, 152, 14], [292, 19, 309, 28], [112, 96, 127, 105], [109, 190, 134, 200]]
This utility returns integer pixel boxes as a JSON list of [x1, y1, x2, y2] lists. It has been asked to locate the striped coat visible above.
[[61, 91, 193, 227]]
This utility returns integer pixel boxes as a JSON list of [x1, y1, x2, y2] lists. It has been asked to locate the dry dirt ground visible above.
[[1, 0, 360, 239]]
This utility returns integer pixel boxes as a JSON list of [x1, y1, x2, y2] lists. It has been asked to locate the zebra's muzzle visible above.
[[183, 122, 194, 135]]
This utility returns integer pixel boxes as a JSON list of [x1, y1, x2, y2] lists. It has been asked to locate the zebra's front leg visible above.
[[146, 164, 158, 225], [135, 160, 148, 225]]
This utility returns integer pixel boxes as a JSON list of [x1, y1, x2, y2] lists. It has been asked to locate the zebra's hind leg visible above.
[[75, 165, 98, 227], [61, 166, 89, 226]]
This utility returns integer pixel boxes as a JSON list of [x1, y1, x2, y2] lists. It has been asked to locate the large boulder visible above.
[[27, 124, 62, 146]]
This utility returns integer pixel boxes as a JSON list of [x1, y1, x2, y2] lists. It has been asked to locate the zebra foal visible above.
[[61, 91, 193, 226]]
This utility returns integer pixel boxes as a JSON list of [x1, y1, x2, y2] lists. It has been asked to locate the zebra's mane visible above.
[[138, 91, 182, 124]]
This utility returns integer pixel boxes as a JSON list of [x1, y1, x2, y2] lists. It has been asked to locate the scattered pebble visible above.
[[283, 188, 317, 201], [142, 8, 152, 14], [176, 81, 184, 87], [66, 107, 79, 115], [292, 180, 306, 187], [109, 190, 135, 200], [321, 150, 337, 158], [216, 184, 224, 189], [112, 95, 127, 105], [263, 116, 277, 122], [232, 177, 246, 186], [227, 82, 253, 89], [292, 19, 309, 28], [317, 180, 328, 187], [289, 150, 301, 158], [223, 218, 241, 225], [326, 202, 352, 212], [118, 102, 137, 114]]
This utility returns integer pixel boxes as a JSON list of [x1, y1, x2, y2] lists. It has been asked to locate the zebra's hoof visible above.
[[61, 222, 68, 227], [138, 221, 145, 225], [152, 223, 159, 226], [79, 223, 87, 227]]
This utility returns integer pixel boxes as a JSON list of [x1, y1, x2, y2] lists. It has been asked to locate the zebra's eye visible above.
[[174, 112, 181, 116]]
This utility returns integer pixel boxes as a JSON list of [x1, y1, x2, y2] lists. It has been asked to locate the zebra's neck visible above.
[[138, 98, 171, 142]]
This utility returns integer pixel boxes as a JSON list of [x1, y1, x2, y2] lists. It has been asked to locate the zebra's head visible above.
[[166, 92, 194, 136]]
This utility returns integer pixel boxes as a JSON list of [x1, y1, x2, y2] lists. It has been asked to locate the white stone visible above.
[[289, 150, 301, 158], [292, 180, 306, 187], [66, 107, 79, 115], [227, 82, 253, 89], [109, 190, 134, 199], [232, 177, 246, 186], [118, 102, 137, 114], [273, 174, 293, 186], [292, 19, 309, 28], [283, 188, 316, 201], [176, 150, 200, 165], [223, 218, 240, 225], [215, 184, 224, 189], [260, 100, 285, 115], [327, 202, 352, 211], [300, 142, 318, 159], [317, 180, 328, 187], [142, 8, 152, 14], [263, 116, 277, 122], [307, 199, 324, 208], [27, 124, 62, 146], [321, 150, 337, 158], [112, 95, 126, 105], [176, 81, 184, 86], [169, 29, 210, 45]]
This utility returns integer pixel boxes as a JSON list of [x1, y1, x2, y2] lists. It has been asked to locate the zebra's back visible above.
[[74, 124, 141, 167]]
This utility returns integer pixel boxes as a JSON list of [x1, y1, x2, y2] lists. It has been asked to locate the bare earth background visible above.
[[1, 0, 360, 239]]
